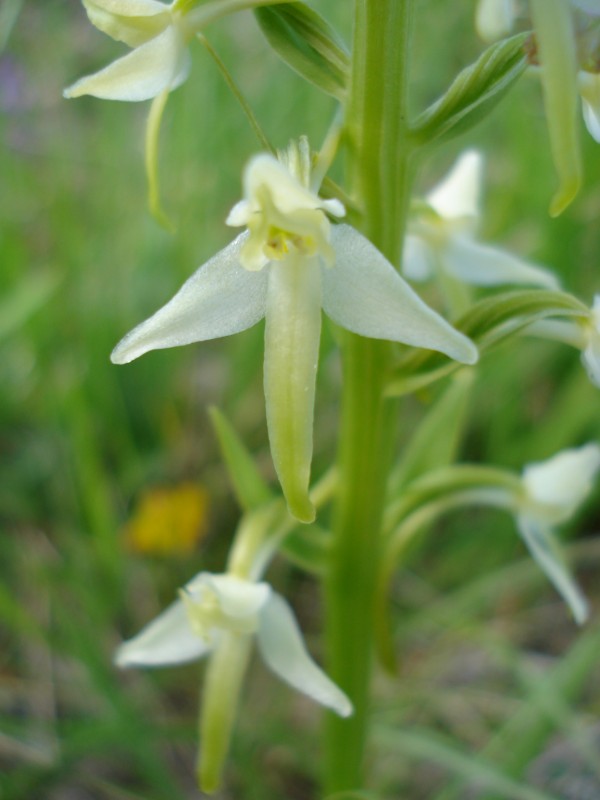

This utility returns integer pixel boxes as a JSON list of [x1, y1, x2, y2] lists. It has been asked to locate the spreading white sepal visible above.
[[111, 233, 268, 364], [324, 225, 478, 365], [516, 515, 589, 624], [64, 24, 190, 101], [442, 235, 560, 289], [115, 599, 212, 667], [257, 591, 353, 717], [114, 570, 352, 716]]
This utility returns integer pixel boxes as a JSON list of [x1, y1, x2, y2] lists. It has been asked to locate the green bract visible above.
[[111, 143, 478, 523]]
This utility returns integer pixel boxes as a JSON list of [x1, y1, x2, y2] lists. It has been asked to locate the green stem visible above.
[[324, 0, 414, 792]]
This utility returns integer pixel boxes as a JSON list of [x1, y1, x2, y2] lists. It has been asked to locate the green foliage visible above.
[[413, 33, 529, 145], [254, 2, 349, 99]]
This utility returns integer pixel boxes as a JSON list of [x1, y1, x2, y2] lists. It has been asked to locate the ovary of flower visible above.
[[516, 443, 600, 623], [403, 151, 560, 289], [115, 570, 352, 713], [111, 149, 478, 524]]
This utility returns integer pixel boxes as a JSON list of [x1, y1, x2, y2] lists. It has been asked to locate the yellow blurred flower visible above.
[[125, 482, 209, 556]]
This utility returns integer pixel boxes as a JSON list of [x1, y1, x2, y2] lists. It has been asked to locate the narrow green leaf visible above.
[[0, 269, 61, 341], [387, 290, 588, 396], [389, 371, 474, 493], [208, 406, 272, 510], [414, 33, 529, 145], [375, 727, 558, 800], [278, 522, 330, 574], [254, 3, 349, 99]]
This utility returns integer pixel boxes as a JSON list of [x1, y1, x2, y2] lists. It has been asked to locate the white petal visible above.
[[111, 233, 268, 364], [443, 235, 560, 288], [402, 234, 435, 282], [257, 593, 353, 717], [225, 200, 251, 227], [83, 0, 170, 47], [516, 515, 589, 624], [263, 255, 321, 523], [323, 225, 478, 365], [64, 25, 189, 101], [578, 72, 600, 143], [523, 443, 600, 520], [426, 151, 482, 222], [475, 0, 515, 41], [188, 573, 271, 619], [115, 599, 211, 667], [243, 154, 345, 218], [582, 302, 600, 387]]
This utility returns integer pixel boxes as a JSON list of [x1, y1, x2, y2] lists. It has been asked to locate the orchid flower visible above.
[[116, 570, 352, 790], [515, 443, 600, 623], [64, 0, 194, 104], [403, 151, 559, 290], [111, 140, 478, 523], [476, 0, 600, 213]]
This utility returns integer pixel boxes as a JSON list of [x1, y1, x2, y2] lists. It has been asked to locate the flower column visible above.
[[325, 0, 415, 792]]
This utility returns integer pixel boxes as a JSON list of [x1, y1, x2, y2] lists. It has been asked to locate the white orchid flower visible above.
[[516, 443, 600, 623], [111, 142, 478, 523], [116, 570, 352, 791], [404, 151, 559, 290], [64, 0, 194, 103]]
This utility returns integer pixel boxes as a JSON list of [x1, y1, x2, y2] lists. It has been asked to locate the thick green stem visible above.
[[324, 0, 414, 792]]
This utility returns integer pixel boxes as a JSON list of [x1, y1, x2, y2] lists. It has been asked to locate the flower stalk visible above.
[[324, 0, 415, 792]]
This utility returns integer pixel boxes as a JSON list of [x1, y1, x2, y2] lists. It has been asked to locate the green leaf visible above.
[[374, 727, 558, 800], [208, 406, 272, 511], [278, 522, 330, 574], [389, 371, 474, 493], [0, 269, 61, 341], [414, 32, 529, 145], [387, 290, 588, 396], [254, 3, 349, 99]]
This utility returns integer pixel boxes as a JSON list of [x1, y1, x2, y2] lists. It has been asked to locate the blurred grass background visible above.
[[1, 1, 600, 798]]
